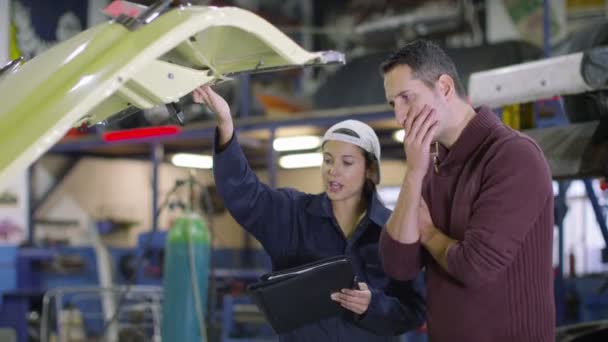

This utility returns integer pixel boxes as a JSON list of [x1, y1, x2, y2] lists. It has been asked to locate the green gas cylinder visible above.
[[161, 212, 211, 341]]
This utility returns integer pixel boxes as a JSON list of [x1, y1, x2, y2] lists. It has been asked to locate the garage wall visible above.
[[35, 156, 407, 248], [10, 154, 413, 248]]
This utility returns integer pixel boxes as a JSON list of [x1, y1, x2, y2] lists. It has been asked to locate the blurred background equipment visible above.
[[1, 0, 608, 341], [161, 175, 212, 342]]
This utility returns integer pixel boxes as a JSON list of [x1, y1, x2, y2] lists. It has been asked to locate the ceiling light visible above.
[[171, 153, 213, 169], [393, 129, 405, 142], [278, 153, 323, 169], [273, 136, 322, 152]]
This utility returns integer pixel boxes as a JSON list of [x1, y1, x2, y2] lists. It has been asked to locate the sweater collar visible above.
[[439, 106, 501, 169]]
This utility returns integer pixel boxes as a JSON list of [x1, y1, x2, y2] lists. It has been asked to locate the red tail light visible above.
[[102, 125, 181, 142]]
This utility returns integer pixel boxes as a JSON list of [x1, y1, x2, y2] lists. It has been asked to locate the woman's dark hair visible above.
[[362, 151, 378, 200]]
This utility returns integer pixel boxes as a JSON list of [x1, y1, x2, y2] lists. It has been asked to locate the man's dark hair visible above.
[[380, 39, 466, 98]]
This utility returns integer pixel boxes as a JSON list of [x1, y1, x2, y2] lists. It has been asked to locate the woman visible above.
[[193, 85, 425, 341]]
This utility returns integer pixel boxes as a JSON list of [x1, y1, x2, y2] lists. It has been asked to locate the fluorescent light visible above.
[[393, 129, 404, 142], [273, 136, 322, 152], [279, 153, 323, 169], [171, 153, 213, 169]]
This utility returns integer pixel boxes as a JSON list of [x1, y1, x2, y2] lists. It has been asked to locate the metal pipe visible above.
[[555, 181, 570, 325], [556, 182, 569, 278], [543, 0, 551, 57], [140, 0, 173, 24], [50, 105, 394, 153], [264, 127, 278, 271], [0, 0, 10, 64], [239, 74, 251, 119], [583, 179, 608, 247], [0, 57, 24, 77], [27, 165, 35, 245], [151, 141, 164, 231], [33, 158, 80, 213], [267, 128, 277, 189], [300, 0, 314, 95], [354, 6, 461, 35], [468, 49, 600, 108], [116, 0, 172, 30]]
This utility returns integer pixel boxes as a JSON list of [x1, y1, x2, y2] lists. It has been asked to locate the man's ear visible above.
[[437, 74, 455, 99]]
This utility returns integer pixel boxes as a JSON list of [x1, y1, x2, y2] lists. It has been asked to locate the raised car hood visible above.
[[0, 4, 344, 188]]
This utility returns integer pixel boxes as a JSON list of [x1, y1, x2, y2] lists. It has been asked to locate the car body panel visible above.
[[0, 5, 344, 188]]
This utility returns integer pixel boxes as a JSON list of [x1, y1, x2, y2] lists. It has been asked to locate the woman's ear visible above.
[[367, 163, 380, 185]]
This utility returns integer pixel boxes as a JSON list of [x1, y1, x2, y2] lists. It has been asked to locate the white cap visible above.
[[322, 119, 381, 184]]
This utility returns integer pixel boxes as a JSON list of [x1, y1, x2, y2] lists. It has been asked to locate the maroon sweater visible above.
[[380, 107, 555, 342]]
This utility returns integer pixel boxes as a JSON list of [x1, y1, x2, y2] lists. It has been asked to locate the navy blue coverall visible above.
[[213, 133, 426, 342]]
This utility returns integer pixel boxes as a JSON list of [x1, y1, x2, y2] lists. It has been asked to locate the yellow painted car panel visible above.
[[0, 5, 344, 188]]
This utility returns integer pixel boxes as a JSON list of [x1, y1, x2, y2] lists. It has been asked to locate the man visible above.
[[379, 39, 555, 341]]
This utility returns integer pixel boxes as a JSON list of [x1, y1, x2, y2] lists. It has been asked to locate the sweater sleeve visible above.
[[446, 137, 553, 288], [379, 229, 423, 281]]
